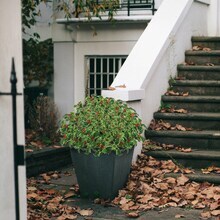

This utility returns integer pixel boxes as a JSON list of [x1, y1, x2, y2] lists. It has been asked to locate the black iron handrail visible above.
[[0, 58, 25, 220], [94, 0, 156, 16]]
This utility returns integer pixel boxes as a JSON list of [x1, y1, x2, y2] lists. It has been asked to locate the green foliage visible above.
[[22, 0, 39, 35], [56, 0, 119, 20], [23, 38, 53, 87], [59, 96, 146, 156]]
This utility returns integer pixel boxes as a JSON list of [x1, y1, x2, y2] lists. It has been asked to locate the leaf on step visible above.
[[175, 124, 187, 131], [181, 168, 194, 174], [182, 92, 189, 97], [201, 165, 220, 174], [206, 63, 215, 66], [192, 45, 203, 51], [173, 108, 188, 114], [126, 211, 139, 218], [115, 84, 126, 88], [210, 210, 220, 216], [64, 191, 75, 199], [165, 90, 180, 96], [175, 214, 185, 218], [108, 86, 116, 90], [76, 208, 94, 216], [202, 47, 211, 51], [177, 174, 189, 186], [185, 61, 196, 66], [176, 147, 192, 153], [200, 211, 211, 219]]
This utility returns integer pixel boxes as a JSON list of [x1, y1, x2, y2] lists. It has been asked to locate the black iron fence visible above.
[[98, 0, 156, 16], [0, 58, 25, 220]]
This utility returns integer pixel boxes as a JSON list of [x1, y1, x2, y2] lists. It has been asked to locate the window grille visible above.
[[86, 56, 127, 96]]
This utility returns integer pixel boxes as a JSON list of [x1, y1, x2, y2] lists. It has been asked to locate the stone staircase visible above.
[[145, 36, 220, 184]]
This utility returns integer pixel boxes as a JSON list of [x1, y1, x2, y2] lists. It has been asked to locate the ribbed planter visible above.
[[70, 148, 134, 200], [26, 147, 72, 177]]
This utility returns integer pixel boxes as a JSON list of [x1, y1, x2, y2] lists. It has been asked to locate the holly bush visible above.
[[59, 96, 146, 156]]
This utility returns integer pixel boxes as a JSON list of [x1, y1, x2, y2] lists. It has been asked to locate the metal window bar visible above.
[[0, 58, 25, 220], [87, 56, 127, 96]]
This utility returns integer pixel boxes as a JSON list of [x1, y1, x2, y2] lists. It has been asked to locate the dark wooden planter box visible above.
[[26, 147, 72, 177], [70, 149, 134, 199]]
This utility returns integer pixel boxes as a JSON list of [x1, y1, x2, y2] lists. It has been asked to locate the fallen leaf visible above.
[[192, 45, 203, 51], [115, 84, 126, 88], [64, 191, 75, 199], [77, 209, 93, 216], [200, 211, 211, 219], [175, 214, 185, 218], [203, 47, 211, 51], [126, 212, 139, 218], [25, 149, 34, 152], [210, 210, 220, 216], [108, 86, 116, 91], [177, 174, 189, 186]]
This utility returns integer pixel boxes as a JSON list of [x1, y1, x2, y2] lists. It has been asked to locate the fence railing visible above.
[[0, 58, 25, 220]]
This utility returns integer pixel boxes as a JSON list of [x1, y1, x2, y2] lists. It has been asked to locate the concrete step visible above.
[[185, 50, 220, 65], [144, 149, 220, 169], [177, 64, 220, 80], [165, 170, 220, 185], [192, 36, 220, 50], [154, 112, 220, 130], [171, 80, 220, 96], [162, 95, 220, 112], [145, 130, 220, 150]]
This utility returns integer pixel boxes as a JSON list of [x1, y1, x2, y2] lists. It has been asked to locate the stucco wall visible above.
[[53, 23, 148, 115], [0, 0, 26, 219]]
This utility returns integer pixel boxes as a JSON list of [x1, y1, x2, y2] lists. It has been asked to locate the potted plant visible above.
[[59, 96, 145, 199]]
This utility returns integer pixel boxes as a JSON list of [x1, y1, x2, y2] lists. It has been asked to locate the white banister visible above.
[[102, 0, 210, 161]]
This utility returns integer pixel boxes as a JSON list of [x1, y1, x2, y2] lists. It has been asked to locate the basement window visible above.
[[86, 56, 127, 96]]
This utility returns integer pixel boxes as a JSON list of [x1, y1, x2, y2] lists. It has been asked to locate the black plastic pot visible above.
[[70, 148, 134, 199]]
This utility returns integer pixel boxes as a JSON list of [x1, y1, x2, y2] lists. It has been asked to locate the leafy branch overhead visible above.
[[56, 0, 120, 20]]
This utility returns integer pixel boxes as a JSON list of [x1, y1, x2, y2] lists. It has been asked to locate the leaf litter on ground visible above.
[[27, 154, 220, 219], [112, 154, 220, 219]]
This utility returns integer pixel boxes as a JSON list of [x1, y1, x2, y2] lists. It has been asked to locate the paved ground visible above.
[[39, 166, 217, 220]]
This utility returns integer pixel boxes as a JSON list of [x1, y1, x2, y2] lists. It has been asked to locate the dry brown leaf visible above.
[[57, 214, 77, 220], [176, 147, 192, 153], [192, 45, 203, 51], [27, 186, 37, 192], [206, 63, 215, 66], [52, 145, 63, 149], [40, 173, 51, 182], [77, 209, 93, 216], [25, 149, 34, 152], [175, 214, 185, 218], [47, 202, 58, 212], [177, 174, 189, 186], [210, 210, 220, 216], [203, 47, 211, 51], [182, 92, 189, 97], [176, 124, 186, 131], [200, 211, 211, 219], [64, 191, 75, 199], [108, 86, 116, 91], [115, 84, 126, 88], [126, 212, 139, 218]]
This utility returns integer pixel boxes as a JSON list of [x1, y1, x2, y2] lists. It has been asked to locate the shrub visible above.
[[59, 96, 145, 156], [29, 96, 60, 144]]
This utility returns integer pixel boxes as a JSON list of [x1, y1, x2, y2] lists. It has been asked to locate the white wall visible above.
[[207, 0, 220, 35], [0, 0, 26, 219], [103, 0, 209, 125], [53, 23, 148, 115]]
